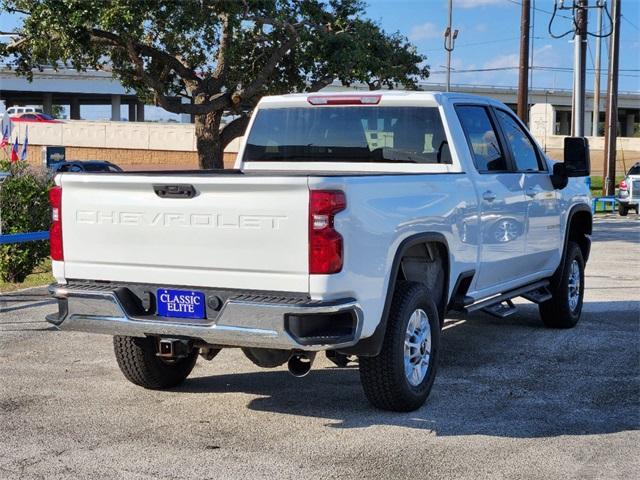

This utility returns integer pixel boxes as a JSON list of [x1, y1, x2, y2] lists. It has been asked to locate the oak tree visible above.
[[1, 0, 429, 168]]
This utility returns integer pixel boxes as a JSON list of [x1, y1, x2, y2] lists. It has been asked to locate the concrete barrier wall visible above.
[[21, 144, 237, 171], [11, 120, 198, 151], [9, 120, 243, 170]]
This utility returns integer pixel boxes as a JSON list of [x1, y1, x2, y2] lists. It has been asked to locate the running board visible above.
[[465, 280, 550, 317]]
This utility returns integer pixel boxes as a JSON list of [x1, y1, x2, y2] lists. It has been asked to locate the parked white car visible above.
[[617, 162, 640, 216], [46, 92, 592, 411], [6, 106, 44, 116]]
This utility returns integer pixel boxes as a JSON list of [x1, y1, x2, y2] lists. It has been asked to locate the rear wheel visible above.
[[618, 203, 628, 216], [359, 282, 440, 412], [539, 241, 585, 328], [113, 336, 198, 389]]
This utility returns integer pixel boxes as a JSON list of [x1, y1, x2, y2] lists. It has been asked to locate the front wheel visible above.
[[113, 336, 198, 389], [359, 281, 440, 412], [539, 241, 585, 328]]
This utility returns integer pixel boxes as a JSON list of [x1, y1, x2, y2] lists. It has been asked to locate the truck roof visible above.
[[258, 90, 506, 108]]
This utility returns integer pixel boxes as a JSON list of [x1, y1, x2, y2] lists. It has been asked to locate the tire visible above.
[[618, 204, 628, 216], [113, 336, 198, 389], [539, 241, 585, 329], [359, 281, 440, 412]]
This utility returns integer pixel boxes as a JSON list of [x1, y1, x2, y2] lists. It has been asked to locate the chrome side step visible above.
[[465, 280, 551, 318], [482, 299, 517, 318], [521, 287, 553, 304]]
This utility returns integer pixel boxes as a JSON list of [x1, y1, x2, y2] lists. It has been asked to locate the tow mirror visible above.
[[563, 137, 590, 177]]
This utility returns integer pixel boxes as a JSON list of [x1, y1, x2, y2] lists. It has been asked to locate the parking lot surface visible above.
[[1, 216, 638, 479]]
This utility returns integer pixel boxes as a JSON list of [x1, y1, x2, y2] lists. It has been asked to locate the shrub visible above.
[[0, 160, 53, 283]]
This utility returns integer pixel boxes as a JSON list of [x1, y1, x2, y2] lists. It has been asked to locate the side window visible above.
[[455, 105, 506, 172], [495, 109, 541, 171]]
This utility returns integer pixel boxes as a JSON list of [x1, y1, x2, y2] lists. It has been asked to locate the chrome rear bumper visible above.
[[47, 283, 362, 351]]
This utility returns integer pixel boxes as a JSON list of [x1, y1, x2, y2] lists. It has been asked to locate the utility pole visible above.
[[517, 0, 531, 124], [444, 0, 458, 92], [572, 0, 588, 137], [603, 0, 621, 197], [592, 0, 604, 137]]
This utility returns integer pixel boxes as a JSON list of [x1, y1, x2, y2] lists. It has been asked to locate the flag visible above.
[[0, 124, 8, 148], [19, 126, 28, 161], [10, 136, 19, 163], [0, 111, 11, 142]]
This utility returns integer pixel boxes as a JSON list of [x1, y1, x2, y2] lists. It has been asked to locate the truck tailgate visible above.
[[59, 174, 309, 292]]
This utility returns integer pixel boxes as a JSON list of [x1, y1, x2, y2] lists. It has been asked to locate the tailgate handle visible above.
[[153, 184, 196, 199]]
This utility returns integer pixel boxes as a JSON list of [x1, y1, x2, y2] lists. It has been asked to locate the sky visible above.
[[367, 0, 639, 92], [1, 0, 638, 121]]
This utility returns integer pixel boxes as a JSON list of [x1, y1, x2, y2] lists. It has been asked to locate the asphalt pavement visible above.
[[1, 215, 638, 479]]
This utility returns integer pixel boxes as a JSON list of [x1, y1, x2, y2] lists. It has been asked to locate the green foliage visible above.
[[0, 160, 53, 283], [0, 0, 429, 168]]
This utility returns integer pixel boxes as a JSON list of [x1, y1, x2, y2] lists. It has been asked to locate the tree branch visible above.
[[122, 40, 228, 115], [307, 75, 335, 92], [90, 28, 201, 85], [211, 13, 232, 89], [219, 114, 251, 157], [238, 34, 298, 101]]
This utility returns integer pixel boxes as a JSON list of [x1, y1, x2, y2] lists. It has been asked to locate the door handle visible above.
[[482, 190, 496, 202], [525, 187, 541, 198]]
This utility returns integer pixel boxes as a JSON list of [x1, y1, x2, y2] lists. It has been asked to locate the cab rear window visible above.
[[243, 107, 452, 164]]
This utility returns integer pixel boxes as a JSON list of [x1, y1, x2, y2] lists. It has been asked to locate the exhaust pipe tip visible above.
[[287, 353, 314, 377]]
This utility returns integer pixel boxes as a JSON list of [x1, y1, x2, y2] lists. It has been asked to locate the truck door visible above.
[[455, 105, 528, 294], [493, 108, 562, 274]]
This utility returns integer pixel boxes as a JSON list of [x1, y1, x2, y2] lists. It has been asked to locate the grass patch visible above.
[[589, 175, 624, 197], [0, 258, 53, 293]]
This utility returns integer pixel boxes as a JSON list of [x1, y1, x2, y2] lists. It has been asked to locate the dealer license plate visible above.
[[156, 289, 206, 319]]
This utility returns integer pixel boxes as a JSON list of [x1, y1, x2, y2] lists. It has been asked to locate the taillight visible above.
[[309, 190, 346, 274], [620, 180, 628, 190], [49, 186, 63, 261]]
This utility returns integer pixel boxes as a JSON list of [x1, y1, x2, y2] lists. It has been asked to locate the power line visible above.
[[621, 14, 639, 31], [505, 0, 573, 20], [429, 65, 640, 77], [422, 37, 520, 53]]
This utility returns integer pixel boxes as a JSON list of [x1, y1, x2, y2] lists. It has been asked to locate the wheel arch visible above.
[[553, 203, 592, 286], [338, 232, 450, 357], [566, 204, 592, 263]]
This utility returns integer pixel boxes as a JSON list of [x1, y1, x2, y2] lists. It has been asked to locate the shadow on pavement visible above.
[[176, 301, 639, 438], [0, 300, 55, 314], [592, 219, 640, 243]]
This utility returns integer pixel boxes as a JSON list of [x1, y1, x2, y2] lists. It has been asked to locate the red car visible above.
[[10, 113, 62, 123]]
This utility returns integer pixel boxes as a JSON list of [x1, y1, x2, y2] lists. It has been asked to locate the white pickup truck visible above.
[[47, 92, 592, 411]]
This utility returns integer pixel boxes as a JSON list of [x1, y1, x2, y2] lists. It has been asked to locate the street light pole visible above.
[[603, 0, 621, 197], [572, 0, 588, 137], [592, 0, 604, 137], [517, 0, 531, 124], [444, 0, 458, 92]]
